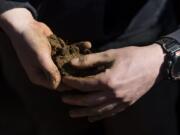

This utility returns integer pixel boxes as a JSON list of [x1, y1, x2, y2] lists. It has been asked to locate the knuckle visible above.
[[102, 51, 110, 58], [115, 91, 131, 105], [98, 74, 115, 90], [79, 55, 87, 65], [98, 76, 107, 86], [51, 68, 60, 80], [115, 90, 126, 100], [106, 76, 116, 89], [115, 91, 123, 99]]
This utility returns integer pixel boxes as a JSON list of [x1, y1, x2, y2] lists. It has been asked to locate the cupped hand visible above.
[[0, 8, 61, 89]]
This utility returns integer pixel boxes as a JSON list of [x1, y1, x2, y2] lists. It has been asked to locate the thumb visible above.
[[27, 53, 61, 90], [40, 54, 61, 89], [38, 22, 53, 37], [73, 41, 92, 49]]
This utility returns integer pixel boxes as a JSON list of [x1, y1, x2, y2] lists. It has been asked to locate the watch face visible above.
[[172, 56, 180, 80]]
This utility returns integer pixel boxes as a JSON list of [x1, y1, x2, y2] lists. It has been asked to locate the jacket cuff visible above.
[[0, 1, 37, 19], [165, 28, 180, 43]]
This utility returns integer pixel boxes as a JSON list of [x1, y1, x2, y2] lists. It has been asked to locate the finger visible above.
[[62, 91, 115, 107], [88, 106, 125, 122], [39, 54, 61, 89], [56, 83, 73, 92], [63, 74, 105, 92], [69, 102, 118, 118], [70, 50, 115, 69], [73, 41, 92, 49], [38, 22, 53, 36]]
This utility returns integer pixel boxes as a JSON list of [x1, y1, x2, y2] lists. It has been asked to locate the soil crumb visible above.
[[48, 35, 112, 76]]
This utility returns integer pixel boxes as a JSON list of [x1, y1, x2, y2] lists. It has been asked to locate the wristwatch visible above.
[[156, 37, 180, 80]]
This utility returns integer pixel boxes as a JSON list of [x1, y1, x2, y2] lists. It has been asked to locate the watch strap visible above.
[[156, 37, 180, 54], [155, 37, 180, 80]]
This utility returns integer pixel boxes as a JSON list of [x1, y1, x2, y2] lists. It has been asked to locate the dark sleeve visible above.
[[165, 29, 180, 43], [0, 0, 37, 18]]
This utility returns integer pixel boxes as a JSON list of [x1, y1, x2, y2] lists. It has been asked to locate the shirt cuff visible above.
[[0, 1, 37, 18], [165, 28, 180, 43]]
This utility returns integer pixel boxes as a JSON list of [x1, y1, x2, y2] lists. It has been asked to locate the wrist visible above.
[[0, 8, 35, 35], [150, 43, 167, 80], [151, 43, 166, 63]]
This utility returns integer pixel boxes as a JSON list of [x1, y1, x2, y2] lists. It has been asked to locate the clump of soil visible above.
[[48, 35, 112, 76]]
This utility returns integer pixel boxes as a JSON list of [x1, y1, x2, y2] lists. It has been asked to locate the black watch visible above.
[[156, 37, 180, 80]]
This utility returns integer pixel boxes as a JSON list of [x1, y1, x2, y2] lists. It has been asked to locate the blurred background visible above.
[[0, 69, 37, 135]]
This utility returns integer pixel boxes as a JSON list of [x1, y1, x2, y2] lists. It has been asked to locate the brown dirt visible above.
[[48, 34, 112, 77]]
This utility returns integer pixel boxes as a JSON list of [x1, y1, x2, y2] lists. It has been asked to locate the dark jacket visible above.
[[0, 0, 180, 44], [0, 0, 180, 46]]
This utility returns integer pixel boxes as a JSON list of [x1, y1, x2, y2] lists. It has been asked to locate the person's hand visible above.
[[0, 8, 61, 89], [62, 44, 166, 122]]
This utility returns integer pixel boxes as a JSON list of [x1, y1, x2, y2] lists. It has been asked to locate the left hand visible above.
[[62, 44, 165, 122]]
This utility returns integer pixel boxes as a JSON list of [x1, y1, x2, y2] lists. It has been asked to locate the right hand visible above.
[[0, 8, 61, 89]]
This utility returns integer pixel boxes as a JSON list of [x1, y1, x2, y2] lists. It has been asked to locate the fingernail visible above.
[[83, 41, 92, 49]]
